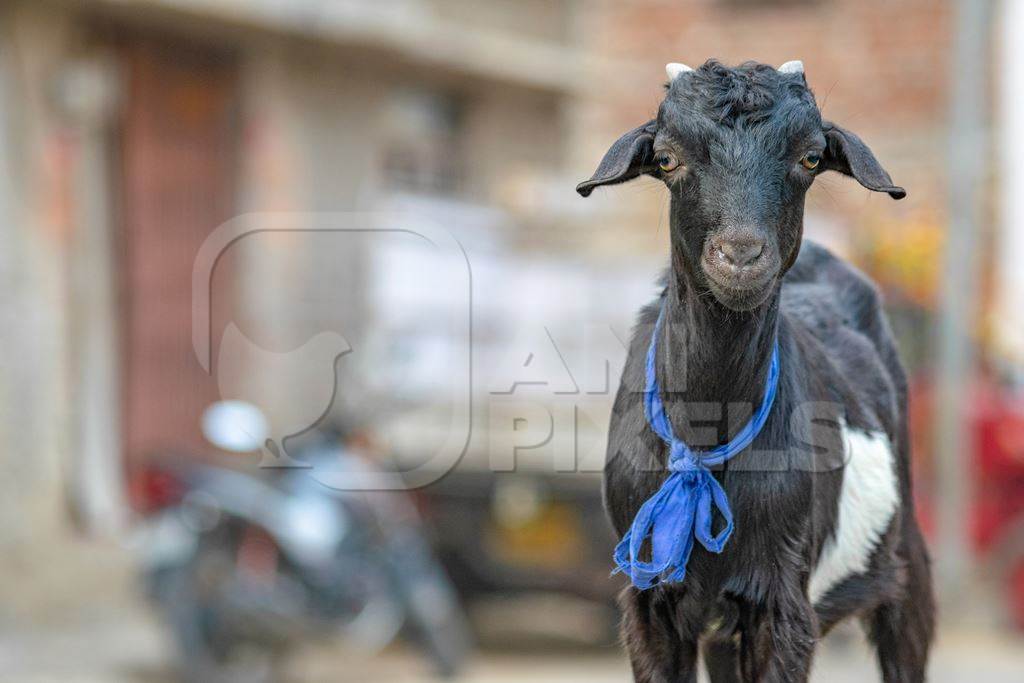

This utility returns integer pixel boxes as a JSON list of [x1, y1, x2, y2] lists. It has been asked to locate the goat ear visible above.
[[576, 120, 657, 197], [822, 123, 906, 200]]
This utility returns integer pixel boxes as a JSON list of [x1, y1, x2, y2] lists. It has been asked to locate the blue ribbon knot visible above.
[[613, 305, 780, 590]]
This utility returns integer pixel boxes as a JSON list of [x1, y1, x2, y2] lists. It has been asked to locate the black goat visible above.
[[577, 60, 934, 682]]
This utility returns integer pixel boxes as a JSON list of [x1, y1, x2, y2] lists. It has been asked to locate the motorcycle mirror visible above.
[[201, 401, 269, 453]]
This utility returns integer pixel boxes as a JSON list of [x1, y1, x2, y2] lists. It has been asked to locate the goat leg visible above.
[[619, 586, 699, 683], [702, 636, 741, 683], [865, 521, 934, 683], [739, 596, 818, 683]]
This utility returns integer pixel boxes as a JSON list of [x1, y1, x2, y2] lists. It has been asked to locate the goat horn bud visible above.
[[778, 60, 804, 75], [666, 63, 693, 81]]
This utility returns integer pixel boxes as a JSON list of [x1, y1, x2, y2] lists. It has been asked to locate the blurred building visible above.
[[0, 0, 592, 543], [4, 0, 1019, 613]]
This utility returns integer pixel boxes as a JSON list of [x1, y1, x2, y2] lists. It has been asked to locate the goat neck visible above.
[[658, 239, 781, 448]]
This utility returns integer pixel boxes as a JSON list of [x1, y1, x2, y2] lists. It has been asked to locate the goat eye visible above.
[[800, 153, 822, 171], [657, 152, 680, 173]]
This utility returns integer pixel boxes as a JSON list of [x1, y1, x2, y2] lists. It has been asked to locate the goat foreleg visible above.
[[739, 594, 818, 683], [619, 587, 699, 683]]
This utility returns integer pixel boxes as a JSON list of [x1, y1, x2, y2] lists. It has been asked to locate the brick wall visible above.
[[572, 0, 953, 266], [588, 0, 950, 126]]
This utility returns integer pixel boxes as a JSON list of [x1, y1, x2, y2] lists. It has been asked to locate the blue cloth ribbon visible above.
[[613, 304, 780, 590]]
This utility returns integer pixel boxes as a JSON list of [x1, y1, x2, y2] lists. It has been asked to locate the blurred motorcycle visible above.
[[134, 402, 470, 682]]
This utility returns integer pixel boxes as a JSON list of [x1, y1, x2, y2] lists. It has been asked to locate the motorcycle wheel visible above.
[[156, 557, 286, 683], [400, 572, 472, 678]]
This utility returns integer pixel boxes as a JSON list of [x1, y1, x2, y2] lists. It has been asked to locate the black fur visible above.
[[578, 60, 934, 682]]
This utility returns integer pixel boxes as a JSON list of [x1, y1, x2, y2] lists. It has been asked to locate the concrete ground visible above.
[[3, 601, 1024, 682], [1, 537, 1022, 682]]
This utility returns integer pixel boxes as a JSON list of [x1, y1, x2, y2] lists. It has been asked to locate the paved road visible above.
[[242, 628, 1024, 682], [1, 542, 1020, 682], [3, 606, 1023, 682]]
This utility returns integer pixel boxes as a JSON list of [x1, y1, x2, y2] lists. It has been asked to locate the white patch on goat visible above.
[[808, 423, 899, 604]]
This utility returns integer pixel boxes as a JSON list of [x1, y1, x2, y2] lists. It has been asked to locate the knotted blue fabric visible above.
[[613, 305, 780, 590]]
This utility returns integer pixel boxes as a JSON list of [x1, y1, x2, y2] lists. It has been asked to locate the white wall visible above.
[[997, 0, 1024, 373]]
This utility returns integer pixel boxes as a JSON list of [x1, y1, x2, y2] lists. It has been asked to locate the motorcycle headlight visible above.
[[278, 496, 348, 565]]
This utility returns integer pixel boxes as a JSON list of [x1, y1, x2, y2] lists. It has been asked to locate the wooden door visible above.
[[118, 37, 238, 493]]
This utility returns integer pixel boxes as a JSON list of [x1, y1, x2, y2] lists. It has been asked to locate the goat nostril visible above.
[[749, 242, 765, 262], [718, 241, 764, 268]]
